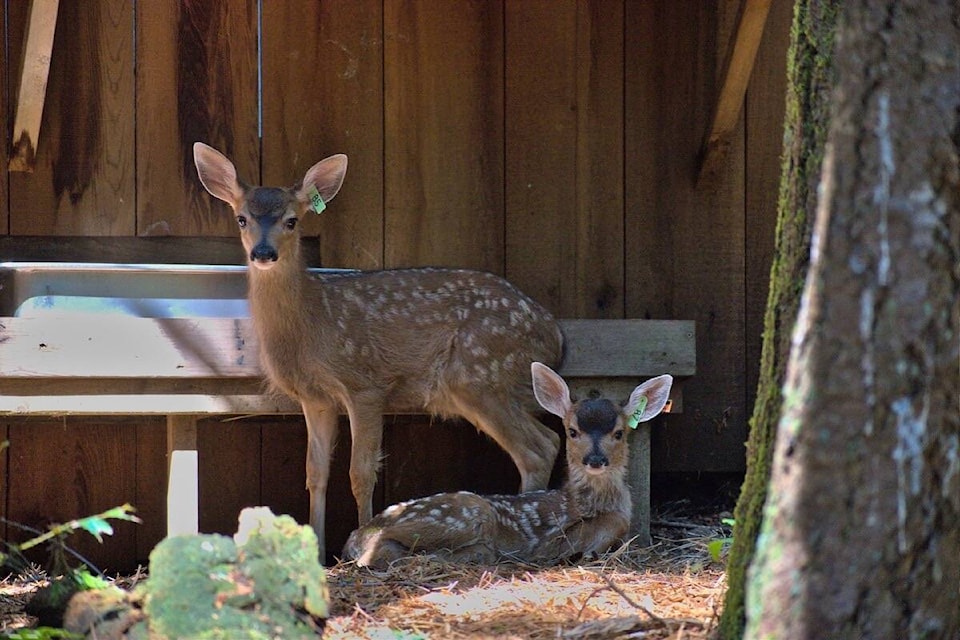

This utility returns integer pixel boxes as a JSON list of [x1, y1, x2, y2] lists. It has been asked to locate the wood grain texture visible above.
[[6, 419, 138, 572], [0, 2, 8, 233], [257, 417, 311, 528], [384, 0, 504, 271], [381, 416, 527, 503], [135, 420, 167, 563], [8, 0, 59, 172], [197, 417, 260, 534], [0, 317, 261, 379], [0, 316, 692, 384], [626, 1, 747, 472], [744, 0, 792, 425], [559, 319, 695, 377], [261, 0, 385, 270], [505, 0, 624, 318], [136, 0, 258, 237], [0, 423, 7, 546], [699, 0, 775, 178], [9, 0, 135, 235]]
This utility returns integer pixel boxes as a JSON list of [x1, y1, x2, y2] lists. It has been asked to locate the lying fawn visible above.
[[342, 363, 673, 567], [193, 143, 562, 560]]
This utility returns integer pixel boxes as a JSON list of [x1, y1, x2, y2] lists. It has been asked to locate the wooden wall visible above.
[[0, 0, 793, 571]]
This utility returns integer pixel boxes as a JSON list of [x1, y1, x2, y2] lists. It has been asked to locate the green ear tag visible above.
[[307, 185, 326, 214], [627, 397, 648, 429]]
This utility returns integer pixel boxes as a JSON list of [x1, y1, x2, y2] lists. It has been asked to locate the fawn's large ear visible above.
[[531, 362, 572, 418], [297, 154, 348, 207], [623, 374, 673, 425], [193, 142, 245, 209]]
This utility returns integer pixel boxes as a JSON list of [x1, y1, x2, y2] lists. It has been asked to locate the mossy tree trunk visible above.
[[718, 1, 839, 637], [746, 0, 960, 637]]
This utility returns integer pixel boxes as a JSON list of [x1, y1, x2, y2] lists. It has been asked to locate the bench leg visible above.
[[628, 424, 652, 546], [166, 415, 199, 536]]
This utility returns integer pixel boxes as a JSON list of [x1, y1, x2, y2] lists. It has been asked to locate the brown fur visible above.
[[343, 364, 673, 567], [193, 143, 563, 559]]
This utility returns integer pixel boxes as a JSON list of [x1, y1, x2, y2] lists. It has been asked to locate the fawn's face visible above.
[[531, 362, 674, 476], [565, 398, 629, 475], [192, 142, 348, 271], [234, 187, 302, 270]]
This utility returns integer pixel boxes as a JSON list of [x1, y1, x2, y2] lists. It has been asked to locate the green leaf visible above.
[[74, 568, 111, 591], [79, 517, 114, 542], [707, 539, 724, 562], [98, 504, 140, 523]]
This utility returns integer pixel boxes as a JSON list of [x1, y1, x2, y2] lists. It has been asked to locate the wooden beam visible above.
[[559, 319, 696, 377], [167, 415, 199, 536], [698, 0, 773, 181], [9, 0, 60, 172], [0, 317, 694, 380], [0, 317, 694, 414]]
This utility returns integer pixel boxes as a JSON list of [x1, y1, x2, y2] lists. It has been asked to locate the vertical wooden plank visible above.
[[135, 420, 166, 564], [381, 417, 523, 502], [626, 0, 748, 472], [261, 0, 385, 270], [744, 0, 793, 418], [0, 2, 8, 234], [8, 0, 135, 236], [572, 1, 625, 319], [197, 417, 261, 534], [505, 1, 576, 313], [384, 0, 504, 271], [258, 418, 309, 526], [505, 0, 624, 318], [136, 0, 258, 237], [0, 423, 8, 548], [6, 420, 138, 573], [624, 2, 673, 318]]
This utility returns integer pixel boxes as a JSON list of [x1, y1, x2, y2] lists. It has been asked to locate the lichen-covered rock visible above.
[[66, 507, 327, 639]]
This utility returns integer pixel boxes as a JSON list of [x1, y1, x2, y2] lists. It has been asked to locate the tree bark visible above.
[[746, 1, 960, 638], [718, 1, 839, 637]]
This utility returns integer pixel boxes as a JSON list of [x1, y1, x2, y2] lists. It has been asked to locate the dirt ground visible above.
[[0, 500, 732, 639]]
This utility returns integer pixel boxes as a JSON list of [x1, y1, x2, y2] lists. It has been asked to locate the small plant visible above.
[[707, 517, 736, 563], [1, 504, 141, 629], [2, 503, 140, 578]]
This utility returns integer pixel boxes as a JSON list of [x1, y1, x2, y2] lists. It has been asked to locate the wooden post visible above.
[[9, 0, 60, 172], [627, 423, 652, 546], [698, 0, 774, 181], [166, 415, 199, 536]]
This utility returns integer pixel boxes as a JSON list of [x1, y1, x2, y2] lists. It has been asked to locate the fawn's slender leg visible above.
[[449, 391, 560, 492], [344, 392, 386, 526], [303, 399, 339, 560]]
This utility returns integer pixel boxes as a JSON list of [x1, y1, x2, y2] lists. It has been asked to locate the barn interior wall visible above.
[[0, 0, 792, 571]]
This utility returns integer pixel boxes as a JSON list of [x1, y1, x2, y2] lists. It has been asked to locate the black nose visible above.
[[583, 453, 609, 468], [250, 245, 278, 262]]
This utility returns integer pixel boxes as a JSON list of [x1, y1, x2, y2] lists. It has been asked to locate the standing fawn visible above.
[[193, 143, 562, 560], [342, 363, 673, 567]]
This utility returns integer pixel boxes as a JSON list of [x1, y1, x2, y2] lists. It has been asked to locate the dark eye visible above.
[[613, 430, 624, 441], [284, 217, 298, 230], [568, 428, 579, 439], [236, 215, 247, 229]]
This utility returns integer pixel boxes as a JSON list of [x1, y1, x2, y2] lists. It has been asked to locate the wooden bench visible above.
[[0, 315, 695, 547]]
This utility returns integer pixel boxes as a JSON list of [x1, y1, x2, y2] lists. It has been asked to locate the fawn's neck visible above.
[[563, 465, 630, 520], [246, 255, 314, 332]]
